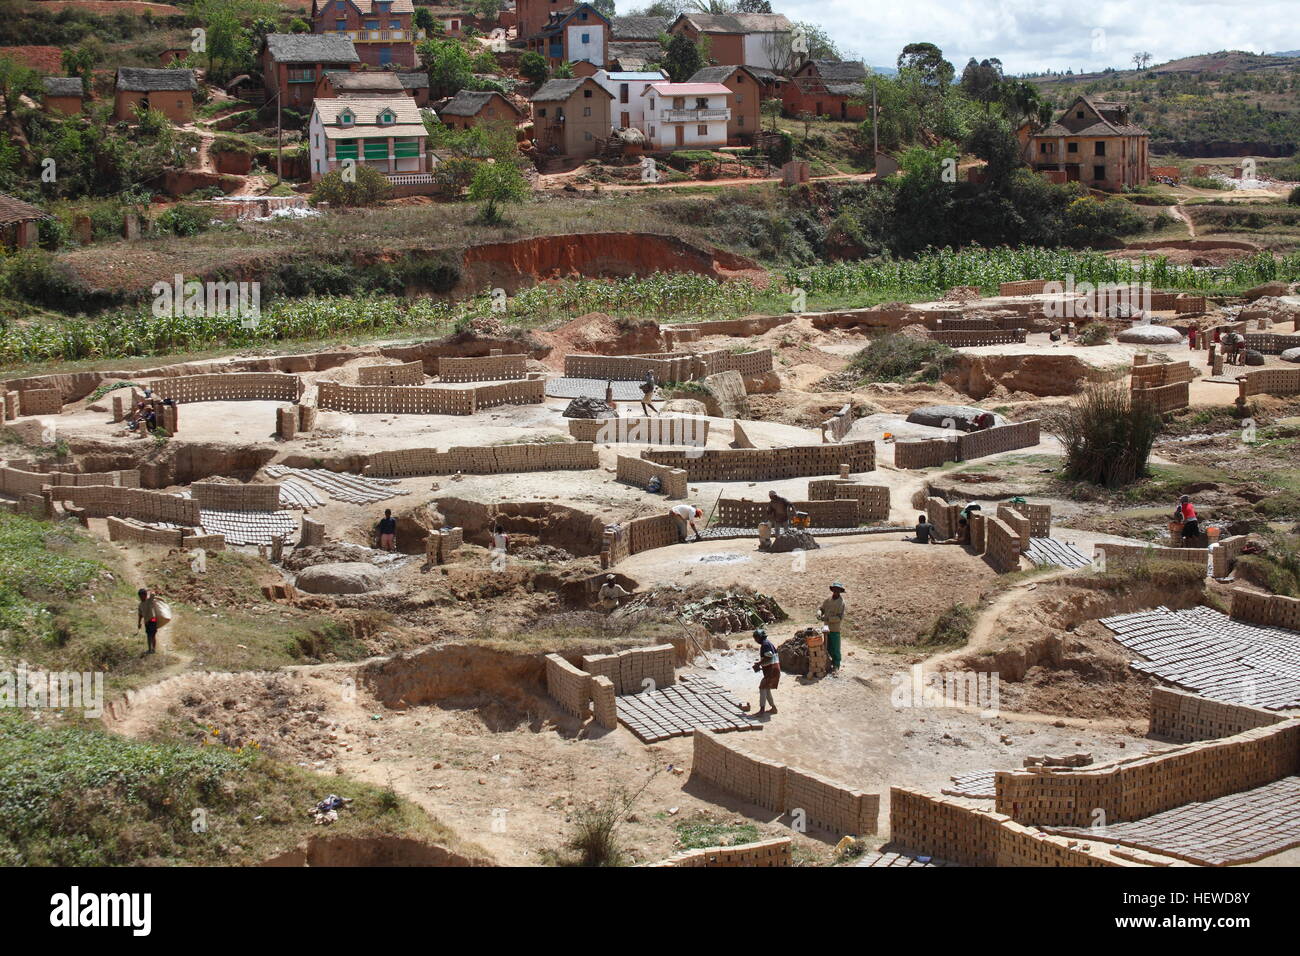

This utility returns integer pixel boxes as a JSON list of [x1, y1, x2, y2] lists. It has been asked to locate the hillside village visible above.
[[1, 0, 1300, 891]]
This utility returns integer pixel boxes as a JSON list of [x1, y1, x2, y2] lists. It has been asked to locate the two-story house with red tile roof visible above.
[[311, 0, 420, 69]]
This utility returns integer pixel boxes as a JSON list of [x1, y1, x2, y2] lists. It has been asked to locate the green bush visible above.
[[846, 334, 956, 383], [1288, 185, 1300, 206], [666, 150, 717, 171], [0, 249, 79, 308], [1077, 321, 1111, 345], [1185, 175, 1230, 190], [310, 164, 393, 207], [1046, 382, 1163, 488], [154, 204, 211, 237]]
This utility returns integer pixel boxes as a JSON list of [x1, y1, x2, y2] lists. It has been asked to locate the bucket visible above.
[[1207, 526, 1221, 543]]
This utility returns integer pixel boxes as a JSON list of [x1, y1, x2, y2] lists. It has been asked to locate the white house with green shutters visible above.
[[308, 96, 430, 184]]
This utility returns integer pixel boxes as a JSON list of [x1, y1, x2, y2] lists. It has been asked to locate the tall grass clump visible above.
[[1047, 383, 1163, 488], [846, 334, 956, 383]]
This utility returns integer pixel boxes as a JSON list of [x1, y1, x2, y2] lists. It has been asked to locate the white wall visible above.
[[567, 23, 604, 65], [743, 33, 782, 70], [308, 110, 326, 177]]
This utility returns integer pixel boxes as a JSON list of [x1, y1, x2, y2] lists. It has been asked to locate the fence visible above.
[[691, 730, 878, 837], [146, 373, 303, 403], [364, 441, 599, 478], [615, 455, 688, 499], [642, 441, 875, 481], [357, 361, 424, 386]]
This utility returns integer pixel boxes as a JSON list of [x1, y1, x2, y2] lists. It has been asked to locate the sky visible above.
[[776, 0, 1300, 75]]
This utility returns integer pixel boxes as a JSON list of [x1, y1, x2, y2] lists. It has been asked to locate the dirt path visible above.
[[1168, 204, 1195, 238]]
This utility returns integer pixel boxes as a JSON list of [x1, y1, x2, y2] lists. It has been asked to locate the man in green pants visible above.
[[818, 582, 847, 676]]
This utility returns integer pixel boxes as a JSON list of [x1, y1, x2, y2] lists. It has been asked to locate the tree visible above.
[[963, 114, 1021, 189], [999, 78, 1042, 125], [419, 38, 474, 97], [413, 7, 436, 32], [663, 33, 704, 81], [761, 96, 781, 131], [959, 57, 1004, 112], [468, 159, 529, 223], [591, 0, 616, 16], [552, 60, 574, 79], [797, 109, 814, 139], [61, 43, 101, 95], [519, 50, 549, 86], [0, 55, 38, 165], [468, 0, 504, 19], [896, 42, 954, 90], [311, 163, 393, 207], [736, 0, 771, 11]]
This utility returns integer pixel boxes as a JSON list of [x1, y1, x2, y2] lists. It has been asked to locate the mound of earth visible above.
[[761, 530, 820, 553], [283, 543, 400, 572], [296, 562, 386, 594], [562, 396, 616, 419], [1116, 325, 1184, 344], [906, 405, 1004, 430], [777, 627, 823, 675]]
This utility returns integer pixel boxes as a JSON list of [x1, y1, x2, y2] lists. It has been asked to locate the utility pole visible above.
[[871, 73, 878, 158], [276, 77, 283, 184]]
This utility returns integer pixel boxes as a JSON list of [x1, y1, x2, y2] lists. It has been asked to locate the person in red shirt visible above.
[[1174, 495, 1200, 540]]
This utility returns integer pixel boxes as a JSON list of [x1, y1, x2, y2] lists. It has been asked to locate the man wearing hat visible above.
[[597, 574, 632, 612], [818, 582, 847, 675], [751, 628, 780, 716]]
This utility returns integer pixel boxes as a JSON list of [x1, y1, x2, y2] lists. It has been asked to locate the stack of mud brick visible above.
[[1095, 542, 1206, 571], [16, 388, 63, 416], [1174, 295, 1208, 313], [0, 466, 53, 497], [625, 513, 683, 554], [928, 328, 1027, 347], [543, 654, 619, 730], [471, 379, 545, 408], [2, 465, 141, 491], [715, 497, 861, 528], [956, 420, 1041, 461], [806, 480, 890, 521], [642, 441, 875, 481], [929, 315, 1030, 331], [437, 354, 527, 383], [894, 436, 959, 469], [1243, 331, 1300, 355], [998, 279, 1049, 296], [300, 516, 325, 547], [425, 527, 463, 564], [581, 645, 675, 695], [365, 441, 598, 478], [52, 486, 201, 525], [110, 389, 140, 422], [601, 524, 630, 567], [718, 349, 774, 376], [805, 632, 830, 678], [568, 416, 709, 445], [147, 372, 303, 403], [1211, 535, 1247, 578], [1, 391, 18, 421], [159, 403, 179, 433], [107, 516, 189, 548], [983, 514, 1021, 572], [615, 455, 687, 499], [820, 403, 852, 443], [1022, 502, 1051, 537], [662, 327, 701, 349], [644, 838, 792, 867], [1238, 367, 1300, 398], [357, 361, 425, 386], [1130, 360, 1192, 413], [995, 503, 1031, 551], [317, 381, 476, 415], [275, 403, 317, 440], [191, 482, 281, 512], [565, 353, 700, 382], [184, 532, 225, 551], [1149, 687, 1287, 743], [968, 512, 986, 551], [1230, 587, 1300, 630], [927, 497, 960, 540], [692, 731, 879, 836], [889, 788, 1120, 867], [994, 719, 1300, 826]]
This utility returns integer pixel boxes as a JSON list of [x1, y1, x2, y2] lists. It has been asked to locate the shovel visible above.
[[676, 615, 717, 670]]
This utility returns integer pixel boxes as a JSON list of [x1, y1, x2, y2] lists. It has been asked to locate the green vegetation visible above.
[[1047, 383, 1163, 488], [1238, 534, 1300, 597], [917, 602, 976, 647], [1185, 175, 1231, 190], [0, 514, 103, 645], [844, 334, 956, 384], [310, 164, 394, 208], [1077, 321, 1112, 345], [672, 816, 761, 850]]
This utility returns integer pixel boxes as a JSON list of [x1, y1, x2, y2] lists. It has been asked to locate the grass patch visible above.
[[672, 816, 761, 850], [917, 602, 976, 647], [845, 334, 955, 384]]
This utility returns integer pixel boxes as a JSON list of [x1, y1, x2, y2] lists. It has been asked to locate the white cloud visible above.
[[778, 0, 1300, 74]]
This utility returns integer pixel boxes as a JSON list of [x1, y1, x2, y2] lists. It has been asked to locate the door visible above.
[[620, 111, 630, 128], [675, 125, 684, 147]]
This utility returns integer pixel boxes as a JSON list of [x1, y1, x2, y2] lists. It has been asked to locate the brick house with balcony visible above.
[[1023, 96, 1150, 191], [526, 3, 609, 69], [311, 0, 420, 68], [438, 89, 525, 131], [782, 60, 868, 121], [529, 76, 612, 158], [641, 81, 730, 151], [113, 67, 196, 123], [309, 96, 429, 183], [667, 12, 791, 71], [688, 65, 760, 144], [262, 34, 360, 113]]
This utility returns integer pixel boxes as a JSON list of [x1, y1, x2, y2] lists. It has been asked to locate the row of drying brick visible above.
[[894, 421, 1041, 469], [52, 485, 201, 526], [1149, 686, 1288, 744], [365, 441, 599, 478], [107, 516, 225, 551], [0, 465, 140, 499], [3, 388, 62, 417], [806, 480, 890, 520], [1239, 367, 1300, 398], [568, 416, 710, 445], [643, 441, 875, 481], [615, 455, 687, 500], [147, 372, 303, 404], [715, 497, 862, 528], [643, 838, 791, 867]]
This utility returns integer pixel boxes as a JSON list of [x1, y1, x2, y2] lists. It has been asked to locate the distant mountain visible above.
[[867, 65, 897, 76], [1272, 50, 1300, 57]]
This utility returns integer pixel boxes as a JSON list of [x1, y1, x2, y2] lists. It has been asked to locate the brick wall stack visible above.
[[51, 486, 201, 525], [1023, 503, 1051, 538], [426, 527, 464, 564], [995, 718, 1300, 826], [318, 381, 473, 415], [365, 441, 599, 478], [276, 406, 297, 440], [1229, 588, 1300, 630], [805, 481, 890, 521], [357, 361, 425, 386], [1131, 381, 1190, 413], [107, 516, 187, 548], [191, 482, 281, 512], [692, 730, 879, 836], [715, 498, 861, 528], [1211, 535, 1247, 578], [889, 788, 1120, 867], [581, 644, 675, 694], [544, 654, 592, 719], [1149, 687, 1287, 743], [718, 349, 773, 377], [1174, 295, 1207, 313], [18, 388, 62, 416], [928, 328, 1026, 347], [642, 441, 875, 481], [0, 466, 140, 496], [1238, 367, 1300, 398], [1242, 332, 1300, 355], [1095, 542, 1206, 571], [926, 496, 959, 540], [300, 516, 325, 547], [644, 838, 791, 867], [563, 349, 772, 383], [983, 516, 1021, 572], [147, 373, 303, 403], [968, 512, 986, 551], [183, 532, 225, 551], [160, 404, 179, 434], [626, 513, 680, 554], [615, 455, 688, 499], [471, 379, 546, 408], [590, 675, 618, 729], [568, 417, 709, 445], [894, 437, 959, 469], [297, 404, 317, 433], [956, 420, 1041, 461], [1130, 361, 1193, 389], [438, 354, 527, 383], [996, 504, 1031, 551], [821, 404, 852, 443]]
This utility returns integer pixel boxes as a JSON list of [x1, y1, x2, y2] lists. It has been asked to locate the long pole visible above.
[[276, 78, 283, 184], [871, 74, 878, 158]]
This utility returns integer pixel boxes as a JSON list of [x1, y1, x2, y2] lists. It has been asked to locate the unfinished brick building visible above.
[[1022, 96, 1150, 191]]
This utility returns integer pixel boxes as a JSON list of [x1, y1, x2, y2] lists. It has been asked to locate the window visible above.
[[697, 124, 707, 135], [583, 106, 591, 116], [339, 108, 354, 125], [389, 20, 400, 28], [538, 107, 547, 117], [584, 131, 592, 140], [1067, 141, 1078, 153], [335, 18, 346, 30], [619, 83, 628, 103], [1094, 141, 1106, 156], [738, 115, 744, 126], [1076, 111, 1084, 118], [581, 33, 590, 43], [366, 20, 379, 29], [378, 109, 396, 125], [695, 97, 707, 109], [583, 88, 592, 97], [736, 93, 743, 104], [1093, 165, 1105, 180], [649, 99, 655, 110]]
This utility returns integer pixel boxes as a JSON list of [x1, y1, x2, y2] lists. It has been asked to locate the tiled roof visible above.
[[265, 33, 360, 64], [42, 76, 84, 97], [115, 67, 196, 92], [313, 0, 414, 14], [608, 41, 663, 68], [611, 15, 669, 40], [810, 60, 868, 81], [313, 95, 426, 138], [1035, 96, 1149, 138], [675, 12, 791, 34], [0, 193, 50, 226]]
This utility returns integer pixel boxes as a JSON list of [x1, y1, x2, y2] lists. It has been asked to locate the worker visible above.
[[751, 628, 781, 715], [639, 372, 658, 416], [767, 490, 793, 536], [959, 502, 982, 522], [817, 583, 847, 675], [669, 503, 703, 542], [597, 574, 632, 612], [913, 514, 940, 544], [491, 521, 509, 553], [1222, 330, 1245, 365], [954, 517, 971, 546], [376, 509, 397, 551], [1174, 494, 1200, 542], [1186, 323, 1199, 350], [604, 380, 616, 411], [136, 587, 160, 654]]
